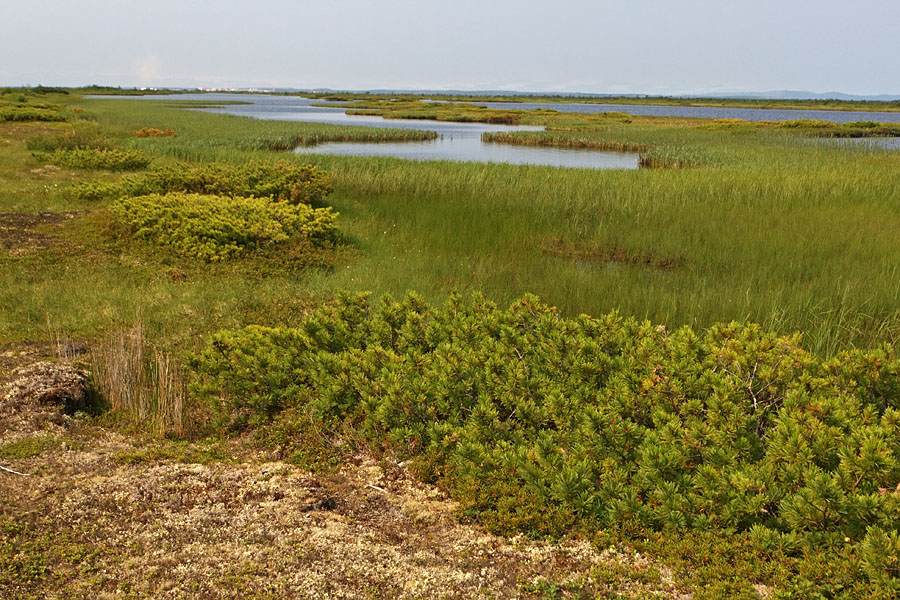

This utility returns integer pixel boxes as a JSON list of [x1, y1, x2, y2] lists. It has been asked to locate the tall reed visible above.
[[90, 323, 184, 436]]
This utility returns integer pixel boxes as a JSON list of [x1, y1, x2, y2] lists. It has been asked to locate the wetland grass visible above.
[[3, 91, 900, 356], [5, 88, 900, 598]]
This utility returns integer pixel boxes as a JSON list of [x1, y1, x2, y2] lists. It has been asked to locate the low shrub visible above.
[[43, 148, 150, 171], [133, 127, 176, 138], [190, 292, 900, 594], [110, 192, 338, 262], [26, 129, 112, 152], [0, 107, 66, 122], [72, 160, 332, 205]]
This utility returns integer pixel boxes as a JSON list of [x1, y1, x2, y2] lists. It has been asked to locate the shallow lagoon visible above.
[[93, 94, 640, 169]]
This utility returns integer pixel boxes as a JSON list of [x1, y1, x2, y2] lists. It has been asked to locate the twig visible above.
[[365, 484, 387, 493], [0, 464, 30, 476]]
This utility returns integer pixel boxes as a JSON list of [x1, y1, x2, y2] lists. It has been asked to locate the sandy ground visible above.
[[0, 348, 688, 599]]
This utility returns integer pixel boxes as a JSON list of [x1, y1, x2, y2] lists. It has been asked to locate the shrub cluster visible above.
[[26, 129, 111, 152], [0, 107, 66, 122], [73, 161, 332, 205], [191, 292, 900, 594], [133, 127, 176, 138], [43, 148, 151, 171], [110, 192, 337, 262]]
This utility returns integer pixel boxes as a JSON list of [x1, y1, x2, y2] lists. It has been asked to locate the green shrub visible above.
[[190, 292, 900, 592], [110, 192, 338, 262], [26, 129, 112, 152], [43, 148, 150, 171], [72, 160, 332, 205], [0, 107, 66, 122]]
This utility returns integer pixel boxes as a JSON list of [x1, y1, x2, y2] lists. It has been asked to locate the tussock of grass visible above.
[[90, 323, 184, 436]]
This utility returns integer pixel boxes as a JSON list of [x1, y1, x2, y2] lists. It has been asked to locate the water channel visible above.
[[93, 94, 641, 169], [91, 93, 899, 167]]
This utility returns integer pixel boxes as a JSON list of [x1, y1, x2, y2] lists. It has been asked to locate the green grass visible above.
[[2, 92, 900, 355], [3, 88, 900, 598]]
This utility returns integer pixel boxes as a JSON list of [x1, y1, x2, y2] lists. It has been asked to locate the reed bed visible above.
[[482, 130, 648, 152]]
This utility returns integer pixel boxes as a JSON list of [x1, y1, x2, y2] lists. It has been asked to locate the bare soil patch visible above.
[[0, 211, 80, 255]]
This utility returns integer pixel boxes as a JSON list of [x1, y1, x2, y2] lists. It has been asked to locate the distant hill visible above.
[[703, 90, 900, 102]]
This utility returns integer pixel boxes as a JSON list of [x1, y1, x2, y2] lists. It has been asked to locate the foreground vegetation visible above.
[[2, 86, 900, 597], [192, 292, 900, 597]]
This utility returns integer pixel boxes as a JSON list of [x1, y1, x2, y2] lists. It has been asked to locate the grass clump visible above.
[[90, 323, 184, 437], [190, 292, 900, 596], [42, 148, 150, 171], [73, 160, 332, 204], [110, 192, 338, 262]]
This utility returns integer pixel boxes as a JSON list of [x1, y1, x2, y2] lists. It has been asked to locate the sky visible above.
[[3, 0, 899, 96]]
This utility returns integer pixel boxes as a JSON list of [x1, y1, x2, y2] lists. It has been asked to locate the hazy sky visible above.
[[3, 1, 899, 95]]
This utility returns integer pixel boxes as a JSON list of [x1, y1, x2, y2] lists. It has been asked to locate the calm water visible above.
[[467, 100, 900, 124], [815, 137, 900, 150], [89, 93, 899, 165], [89, 93, 640, 169]]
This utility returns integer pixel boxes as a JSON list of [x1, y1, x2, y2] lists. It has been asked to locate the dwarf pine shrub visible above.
[[190, 292, 900, 593], [110, 192, 337, 262], [26, 129, 112, 152], [44, 148, 150, 171], [0, 107, 66, 122], [72, 160, 332, 205]]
